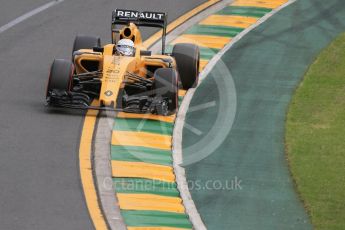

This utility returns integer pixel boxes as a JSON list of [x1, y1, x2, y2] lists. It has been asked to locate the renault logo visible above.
[[105, 90, 113, 96]]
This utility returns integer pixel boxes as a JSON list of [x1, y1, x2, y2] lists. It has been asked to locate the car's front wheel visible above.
[[154, 68, 179, 115], [172, 43, 200, 90], [46, 59, 74, 99]]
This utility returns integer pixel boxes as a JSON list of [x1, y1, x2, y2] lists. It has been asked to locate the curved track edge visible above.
[[173, 0, 297, 229]]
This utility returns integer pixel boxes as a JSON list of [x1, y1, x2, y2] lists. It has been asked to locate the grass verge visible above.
[[286, 32, 345, 230]]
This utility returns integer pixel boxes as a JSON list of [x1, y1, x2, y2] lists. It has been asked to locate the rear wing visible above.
[[111, 9, 168, 54], [112, 9, 167, 28]]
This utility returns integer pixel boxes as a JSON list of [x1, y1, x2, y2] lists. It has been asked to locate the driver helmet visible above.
[[116, 39, 135, 56]]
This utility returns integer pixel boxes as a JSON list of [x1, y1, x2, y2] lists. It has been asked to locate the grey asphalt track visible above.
[[0, 0, 204, 229]]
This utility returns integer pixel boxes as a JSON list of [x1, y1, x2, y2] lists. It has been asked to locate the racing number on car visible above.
[[105, 56, 121, 83]]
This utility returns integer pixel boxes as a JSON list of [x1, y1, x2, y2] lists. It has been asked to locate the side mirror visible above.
[[140, 50, 151, 56]]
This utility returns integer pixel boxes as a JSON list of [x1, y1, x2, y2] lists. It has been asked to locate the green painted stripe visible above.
[[166, 45, 173, 53], [111, 145, 172, 166], [114, 178, 180, 197], [114, 118, 173, 135], [199, 47, 219, 60], [121, 210, 193, 229], [217, 6, 272, 18], [178, 96, 184, 105], [167, 44, 219, 60], [185, 24, 243, 37]]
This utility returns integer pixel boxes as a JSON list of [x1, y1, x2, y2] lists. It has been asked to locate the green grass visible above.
[[286, 32, 345, 230]]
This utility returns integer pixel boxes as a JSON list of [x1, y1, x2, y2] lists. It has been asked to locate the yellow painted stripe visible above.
[[128, 227, 189, 230], [232, 0, 287, 9], [178, 90, 187, 97], [112, 161, 175, 182], [200, 14, 258, 28], [143, 0, 221, 48], [79, 1, 225, 228], [117, 194, 185, 213], [117, 112, 175, 123], [112, 131, 172, 150], [79, 100, 108, 230], [171, 34, 231, 49], [200, 59, 209, 71]]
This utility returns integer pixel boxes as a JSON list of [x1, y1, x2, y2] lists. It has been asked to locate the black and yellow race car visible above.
[[46, 9, 200, 115]]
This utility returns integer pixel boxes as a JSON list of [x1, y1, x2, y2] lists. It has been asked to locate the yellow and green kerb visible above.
[[110, 0, 289, 229], [111, 108, 192, 229], [168, 0, 288, 72]]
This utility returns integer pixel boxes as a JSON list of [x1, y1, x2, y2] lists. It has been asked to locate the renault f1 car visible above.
[[45, 9, 200, 115]]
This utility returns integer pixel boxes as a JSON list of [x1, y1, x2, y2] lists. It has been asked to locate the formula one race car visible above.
[[45, 9, 200, 115]]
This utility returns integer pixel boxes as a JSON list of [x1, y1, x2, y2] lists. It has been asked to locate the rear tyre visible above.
[[154, 68, 178, 114], [172, 43, 200, 90], [46, 59, 74, 98], [72, 35, 101, 57]]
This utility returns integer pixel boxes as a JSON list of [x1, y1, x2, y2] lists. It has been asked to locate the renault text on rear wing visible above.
[[112, 9, 167, 28]]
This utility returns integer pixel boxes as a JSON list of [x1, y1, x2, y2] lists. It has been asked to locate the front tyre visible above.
[[172, 43, 200, 90], [46, 59, 74, 99], [154, 68, 179, 115]]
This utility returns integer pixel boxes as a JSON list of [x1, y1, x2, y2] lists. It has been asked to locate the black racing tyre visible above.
[[72, 35, 101, 56], [172, 43, 200, 90], [154, 68, 178, 114], [46, 59, 74, 98]]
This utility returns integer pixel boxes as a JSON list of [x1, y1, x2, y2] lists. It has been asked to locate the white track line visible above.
[[0, 0, 64, 34], [173, 0, 297, 230]]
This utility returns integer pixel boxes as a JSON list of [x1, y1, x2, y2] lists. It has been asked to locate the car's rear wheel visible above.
[[72, 35, 101, 57], [154, 68, 178, 114], [46, 59, 74, 98], [172, 43, 200, 90]]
